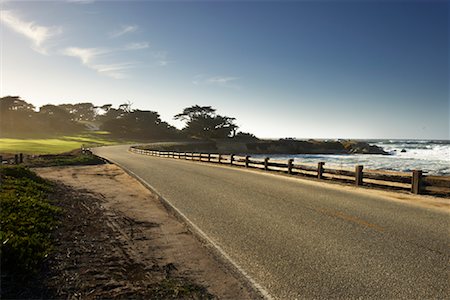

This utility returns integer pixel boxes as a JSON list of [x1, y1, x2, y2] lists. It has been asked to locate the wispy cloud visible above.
[[62, 44, 148, 79], [207, 76, 240, 85], [152, 51, 173, 66], [109, 24, 138, 38], [91, 62, 137, 79], [124, 42, 149, 50], [66, 0, 95, 4], [63, 46, 134, 78], [193, 75, 240, 89], [0, 10, 62, 54], [63, 47, 109, 64]]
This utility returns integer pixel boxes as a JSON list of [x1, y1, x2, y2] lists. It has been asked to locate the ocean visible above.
[[254, 140, 450, 176]]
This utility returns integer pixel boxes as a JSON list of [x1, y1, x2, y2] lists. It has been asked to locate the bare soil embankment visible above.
[[35, 164, 258, 299]]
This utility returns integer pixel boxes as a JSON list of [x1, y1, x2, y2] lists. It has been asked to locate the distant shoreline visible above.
[[138, 139, 388, 155]]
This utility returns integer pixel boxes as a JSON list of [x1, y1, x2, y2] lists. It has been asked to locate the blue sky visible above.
[[1, 0, 448, 139]]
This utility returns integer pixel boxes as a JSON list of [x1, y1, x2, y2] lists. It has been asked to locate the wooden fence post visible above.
[[230, 154, 235, 165], [288, 159, 294, 174], [208, 153, 211, 162], [264, 157, 269, 171], [245, 156, 250, 168], [317, 162, 325, 179], [14, 154, 19, 165], [0, 155, 2, 164], [20, 153, 23, 163], [355, 165, 363, 186], [218, 154, 222, 163], [412, 170, 423, 194]]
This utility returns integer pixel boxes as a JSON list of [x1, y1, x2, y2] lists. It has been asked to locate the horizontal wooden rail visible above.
[[129, 147, 449, 196]]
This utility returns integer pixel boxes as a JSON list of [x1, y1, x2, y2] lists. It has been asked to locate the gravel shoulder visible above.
[[35, 164, 257, 299]]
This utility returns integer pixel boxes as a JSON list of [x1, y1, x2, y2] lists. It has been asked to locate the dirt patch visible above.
[[35, 165, 257, 299]]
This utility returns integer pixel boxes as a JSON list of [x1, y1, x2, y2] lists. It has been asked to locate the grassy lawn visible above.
[[0, 132, 123, 154]]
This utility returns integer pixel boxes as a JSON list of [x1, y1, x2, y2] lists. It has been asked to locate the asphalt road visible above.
[[93, 145, 449, 299]]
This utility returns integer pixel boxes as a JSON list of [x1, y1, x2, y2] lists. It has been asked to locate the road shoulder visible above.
[[35, 164, 258, 299]]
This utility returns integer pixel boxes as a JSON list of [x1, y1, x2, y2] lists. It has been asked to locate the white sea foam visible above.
[[255, 140, 450, 175]]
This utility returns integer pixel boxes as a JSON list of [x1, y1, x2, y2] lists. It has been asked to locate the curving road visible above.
[[93, 145, 449, 299]]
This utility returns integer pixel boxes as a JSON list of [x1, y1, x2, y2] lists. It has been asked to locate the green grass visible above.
[[0, 166, 59, 275], [0, 132, 121, 154]]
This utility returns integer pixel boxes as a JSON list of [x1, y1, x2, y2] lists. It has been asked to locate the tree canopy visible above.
[[0, 96, 82, 136], [0, 96, 253, 140], [101, 109, 179, 139], [174, 105, 238, 139]]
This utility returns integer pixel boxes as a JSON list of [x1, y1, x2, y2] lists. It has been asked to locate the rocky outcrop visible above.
[[241, 140, 387, 155], [340, 140, 388, 155], [140, 139, 389, 155]]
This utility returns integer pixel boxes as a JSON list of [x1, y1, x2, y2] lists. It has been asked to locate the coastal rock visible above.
[[341, 141, 388, 155], [140, 139, 389, 155]]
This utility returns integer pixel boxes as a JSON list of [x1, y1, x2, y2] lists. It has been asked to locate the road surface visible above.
[[93, 145, 449, 299]]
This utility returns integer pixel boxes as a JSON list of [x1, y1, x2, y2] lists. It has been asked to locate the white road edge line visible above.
[[100, 154, 274, 300]]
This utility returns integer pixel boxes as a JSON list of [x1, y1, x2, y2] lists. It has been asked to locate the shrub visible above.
[[26, 152, 105, 167]]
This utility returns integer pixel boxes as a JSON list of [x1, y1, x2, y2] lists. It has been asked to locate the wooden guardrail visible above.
[[0, 153, 24, 165], [129, 147, 450, 196]]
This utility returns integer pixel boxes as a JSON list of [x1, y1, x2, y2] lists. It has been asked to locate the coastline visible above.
[[138, 139, 388, 155]]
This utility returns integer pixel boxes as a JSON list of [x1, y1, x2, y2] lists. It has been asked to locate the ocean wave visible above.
[[254, 140, 450, 175]]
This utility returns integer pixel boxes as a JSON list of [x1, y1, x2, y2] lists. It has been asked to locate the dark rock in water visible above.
[[401, 149, 407, 153], [341, 140, 388, 155]]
